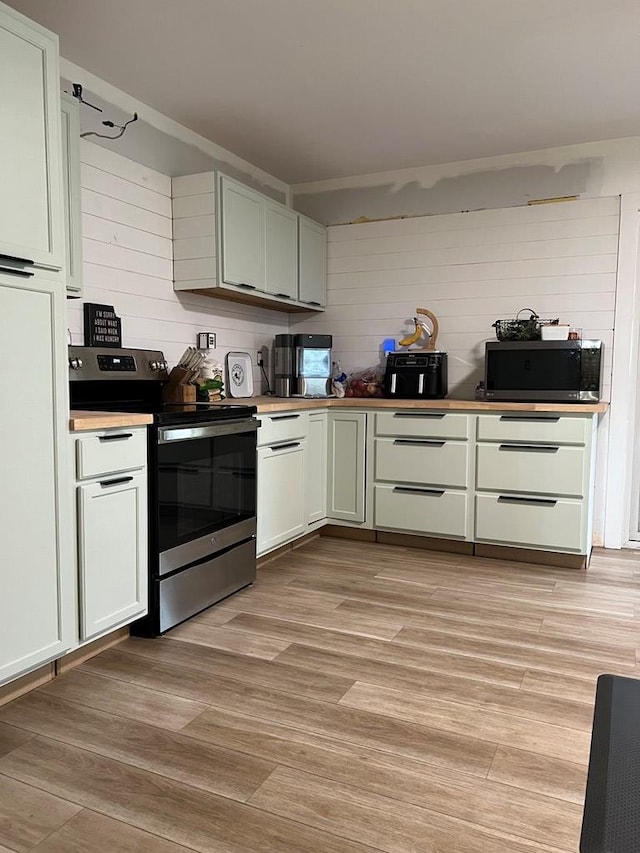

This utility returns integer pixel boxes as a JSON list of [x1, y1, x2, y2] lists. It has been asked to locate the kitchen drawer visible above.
[[376, 411, 469, 440], [374, 484, 468, 539], [375, 437, 469, 488], [476, 443, 586, 498], [477, 414, 589, 446], [475, 493, 584, 552], [76, 429, 147, 480], [258, 411, 309, 446]]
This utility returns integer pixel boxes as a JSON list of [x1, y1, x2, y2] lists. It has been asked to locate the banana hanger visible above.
[[399, 308, 439, 350]]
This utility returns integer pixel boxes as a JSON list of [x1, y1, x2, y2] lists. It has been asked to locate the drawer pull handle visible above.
[[499, 416, 560, 423], [307, 301, 322, 306], [497, 496, 557, 507], [99, 433, 134, 442], [393, 439, 445, 447], [236, 282, 257, 290], [274, 292, 292, 299], [0, 265, 34, 278], [394, 486, 445, 497], [270, 442, 300, 451], [99, 476, 134, 487], [0, 253, 34, 265], [498, 444, 560, 453], [270, 414, 300, 421], [393, 412, 445, 419]]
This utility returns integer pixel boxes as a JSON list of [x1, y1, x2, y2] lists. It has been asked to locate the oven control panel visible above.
[[97, 354, 136, 372]]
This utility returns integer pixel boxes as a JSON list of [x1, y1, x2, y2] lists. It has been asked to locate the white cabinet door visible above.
[[60, 92, 83, 297], [78, 472, 148, 640], [257, 442, 306, 554], [298, 215, 327, 307], [219, 176, 264, 291], [327, 412, 366, 523], [0, 269, 73, 684], [0, 5, 63, 270], [264, 201, 298, 300], [306, 412, 327, 524]]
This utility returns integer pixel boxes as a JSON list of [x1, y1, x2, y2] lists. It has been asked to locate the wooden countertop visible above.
[[69, 411, 154, 432], [69, 398, 607, 430], [215, 396, 609, 414]]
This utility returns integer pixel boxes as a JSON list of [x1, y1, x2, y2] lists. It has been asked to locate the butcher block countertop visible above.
[[69, 411, 154, 432], [215, 396, 608, 414]]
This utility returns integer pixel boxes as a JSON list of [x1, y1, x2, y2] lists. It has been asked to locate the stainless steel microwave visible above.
[[484, 340, 603, 402]]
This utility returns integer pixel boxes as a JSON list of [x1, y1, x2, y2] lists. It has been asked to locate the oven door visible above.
[[153, 418, 257, 576]]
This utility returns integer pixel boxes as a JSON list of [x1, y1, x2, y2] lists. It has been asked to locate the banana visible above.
[[399, 317, 422, 347]]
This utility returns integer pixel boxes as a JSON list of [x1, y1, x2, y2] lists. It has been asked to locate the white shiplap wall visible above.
[[66, 142, 287, 386], [292, 196, 619, 401]]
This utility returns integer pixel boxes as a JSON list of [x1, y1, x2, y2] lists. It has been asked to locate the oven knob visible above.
[[69, 357, 83, 370], [160, 361, 168, 371], [149, 361, 160, 371]]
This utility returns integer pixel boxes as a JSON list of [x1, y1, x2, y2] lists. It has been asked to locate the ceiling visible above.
[[9, 0, 640, 184]]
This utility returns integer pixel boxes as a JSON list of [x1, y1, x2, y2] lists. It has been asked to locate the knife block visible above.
[[163, 384, 196, 403], [163, 367, 197, 403]]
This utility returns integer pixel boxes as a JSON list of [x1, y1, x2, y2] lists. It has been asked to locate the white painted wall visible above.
[[66, 141, 287, 387]]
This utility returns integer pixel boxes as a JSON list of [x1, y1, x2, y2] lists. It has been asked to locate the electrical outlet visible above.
[[197, 332, 216, 350], [256, 350, 264, 367]]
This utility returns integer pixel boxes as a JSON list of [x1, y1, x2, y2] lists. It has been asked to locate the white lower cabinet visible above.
[[374, 484, 468, 539], [306, 412, 328, 525], [475, 494, 584, 553], [372, 411, 472, 540], [474, 412, 595, 554], [78, 472, 147, 640], [327, 411, 367, 523], [257, 441, 306, 554], [253, 405, 598, 559], [73, 427, 148, 642]]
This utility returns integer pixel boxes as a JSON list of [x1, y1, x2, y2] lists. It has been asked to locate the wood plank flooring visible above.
[[1, 536, 640, 852]]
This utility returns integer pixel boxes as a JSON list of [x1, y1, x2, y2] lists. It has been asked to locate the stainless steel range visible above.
[[69, 346, 258, 635]]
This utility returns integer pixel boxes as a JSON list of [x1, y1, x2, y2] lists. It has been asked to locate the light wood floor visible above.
[[2, 537, 640, 852]]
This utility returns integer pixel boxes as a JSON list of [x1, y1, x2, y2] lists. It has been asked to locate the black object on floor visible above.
[[581, 673, 640, 851]]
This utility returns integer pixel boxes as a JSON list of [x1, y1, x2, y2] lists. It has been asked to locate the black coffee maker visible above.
[[383, 351, 448, 399]]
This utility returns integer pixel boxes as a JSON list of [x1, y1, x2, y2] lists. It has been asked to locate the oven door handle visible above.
[[158, 418, 258, 443]]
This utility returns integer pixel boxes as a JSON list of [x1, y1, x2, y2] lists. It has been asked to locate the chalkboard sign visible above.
[[83, 303, 122, 348]]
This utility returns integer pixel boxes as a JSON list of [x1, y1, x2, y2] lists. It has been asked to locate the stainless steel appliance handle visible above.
[[158, 418, 258, 443], [498, 444, 560, 453], [393, 486, 445, 496], [393, 439, 445, 447], [497, 496, 557, 506], [393, 412, 445, 419]]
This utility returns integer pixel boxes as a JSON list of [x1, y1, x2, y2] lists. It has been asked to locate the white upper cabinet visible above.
[[219, 175, 264, 291], [60, 92, 83, 297], [0, 3, 63, 271], [173, 171, 326, 312], [264, 200, 298, 301], [298, 215, 327, 307]]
